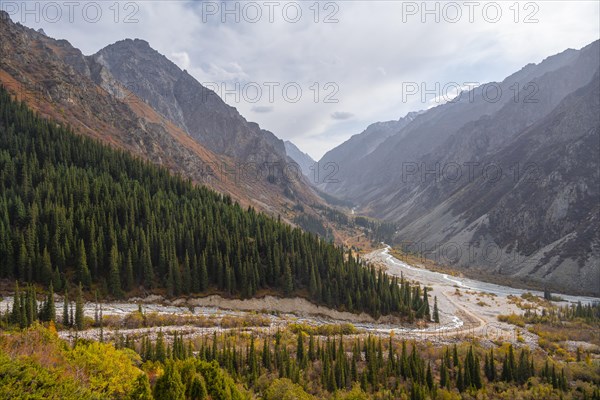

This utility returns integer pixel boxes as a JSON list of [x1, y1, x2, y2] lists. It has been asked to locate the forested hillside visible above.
[[0, 86, 428, 319]]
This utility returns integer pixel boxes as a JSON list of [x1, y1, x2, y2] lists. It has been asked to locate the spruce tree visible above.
[[156, 329, 166, 362], [77, 240, 92, 288], [44, 282, 56, 322], [108, 245, 122, 297], [296, 333, 305, 367], [440, 359, 449, 388], [130, 373, 153, 400], [283, 260, 293, 296], [153, 363, 185, 400], [62, 286, 70, 327], [75, 283, 84, 331], [188, 374, 208, 400], [11, 282, 21, 326]]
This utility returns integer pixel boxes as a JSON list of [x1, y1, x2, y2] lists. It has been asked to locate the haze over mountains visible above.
[[284, 140, 315, 179], [318, 41, 600, 296]]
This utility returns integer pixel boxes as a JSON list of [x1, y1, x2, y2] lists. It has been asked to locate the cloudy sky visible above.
[[6, 1, 599, 159]]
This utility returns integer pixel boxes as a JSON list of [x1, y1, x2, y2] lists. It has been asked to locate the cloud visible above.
[[251, 106, 274, 113], [330, 111, 354, 120], [15, 1, 600, 160], [170, 51, 190, 70]]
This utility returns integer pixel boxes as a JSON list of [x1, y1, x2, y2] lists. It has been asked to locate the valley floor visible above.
[[4, 245, 597, 352]]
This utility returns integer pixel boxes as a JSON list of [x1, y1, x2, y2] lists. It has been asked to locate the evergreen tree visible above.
[[296, 333, 305, 367], [153, 363, 185, 400], [42, 282, 56, 322], [109, 245, 122, 298], [62, 286, 70, 327], [283, 260, 293, 296], [77, 240, 92, 288], [155, 330, 166, 362], [433, 296, 439, 323], [75, 283, 84, 330], [188, 374, 208, 400], [11, 282, 21, 327], [129, 373, 153, 400], [440, 359, 449, 389]]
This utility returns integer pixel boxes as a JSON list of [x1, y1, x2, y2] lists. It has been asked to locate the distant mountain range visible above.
[[318, 41, 600, 296], [284, 140, 315, 179]]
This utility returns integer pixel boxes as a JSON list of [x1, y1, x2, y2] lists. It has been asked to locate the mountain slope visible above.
[[320, 43, 594, 204], [0, 84, 428, 318], [397, 71, 600, 295], [92, 39, 286, 164], [319, 41, 600, 295], [284, 140, 315, 179], [319, 111, 423, 196], [0, 12, 323, 222]]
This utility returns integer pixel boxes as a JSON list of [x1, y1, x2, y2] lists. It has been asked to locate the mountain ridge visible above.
[[318, 40, 600, 295], [0, 12, 326, 225]]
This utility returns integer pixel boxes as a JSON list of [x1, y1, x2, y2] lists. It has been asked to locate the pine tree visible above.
[[426, 361, 434, 391], [153, 363, 185, 400], [456, 365, 465, 392], [296, 333, 305, 367], [130, 373, 153, 400], [283, 260, 293, 296], [199, 254, 208, 292], [141, 237, 154, 289], [124, 249, 134, 292], [262, 338, 272, 369], [62, 286, 70, 327], [433, 296, 439, 323], [43, 282, 56, 322], [77, 240, 92, 288], [440, 359, 449, 388], [453, 344, 459, 368], [40, 247, 53, 285], [156, 330, 166, 362], [422, 287, 431, 321], [11, 282, 21, 326], [188, 374, 208, 400], [75, 283, 84, 330], [109, 245, 122, 297]]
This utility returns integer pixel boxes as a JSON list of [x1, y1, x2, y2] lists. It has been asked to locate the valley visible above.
[[0, 4, 599, 399]]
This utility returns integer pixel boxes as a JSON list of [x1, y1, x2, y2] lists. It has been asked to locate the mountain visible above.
[[0, 11, 322, 223], [319, 111, 423, 192], [92, 39, 287, 165], [319, 41, 600, 295], [284, 140, 315, 179]]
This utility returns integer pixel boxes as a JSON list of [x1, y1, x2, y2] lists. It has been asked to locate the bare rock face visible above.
[[319, 41, 600, 296], [90, 39, 286, 164]]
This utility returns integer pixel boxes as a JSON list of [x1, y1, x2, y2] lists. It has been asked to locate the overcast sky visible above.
[[6, 1, 599, 159]]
